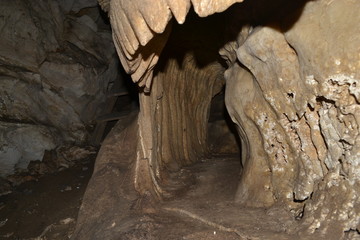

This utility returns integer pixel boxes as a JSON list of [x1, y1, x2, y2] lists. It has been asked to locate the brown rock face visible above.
[[73, 0, 360, 238], [223, 0, 360, 237], [134, 12, 228, 197]]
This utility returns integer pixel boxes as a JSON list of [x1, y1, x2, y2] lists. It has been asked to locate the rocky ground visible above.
[[0, 151, 303, 240], [120, 155, 300, 240], [0, 148, 96, 240], [2, 146, 358, 240]]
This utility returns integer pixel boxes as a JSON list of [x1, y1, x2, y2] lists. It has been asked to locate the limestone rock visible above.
[[0, 0, 120, 175], [73, 0, 360, 238], [283, 0, 360, 235], [0, 122, 57, 177], [224, 0, 360, 235]]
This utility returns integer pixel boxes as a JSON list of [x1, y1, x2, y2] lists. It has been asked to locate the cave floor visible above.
[[0, 154, 299, 240], [126, 155, 299, 240], [0, 156, 95, 239]]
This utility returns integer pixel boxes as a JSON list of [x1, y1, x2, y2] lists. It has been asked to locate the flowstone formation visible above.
[[0, 0, 120, 176], [74, 0, 359, 239]]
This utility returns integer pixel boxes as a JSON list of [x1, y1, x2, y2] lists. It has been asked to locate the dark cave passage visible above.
[[1, 0, 359, 239], [208, 91, 242, 156]]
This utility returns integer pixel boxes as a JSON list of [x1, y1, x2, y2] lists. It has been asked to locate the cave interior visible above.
[[0, 0, 359, 239]]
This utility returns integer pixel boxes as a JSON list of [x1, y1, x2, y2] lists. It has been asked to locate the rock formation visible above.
[[0, 0, 121, 176], [222, 1, 360, 236], [74, 0, 359, 238], [0, 0, 359, 239]]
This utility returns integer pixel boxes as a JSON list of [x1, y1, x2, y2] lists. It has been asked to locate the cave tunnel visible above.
[[0, 0, 359, 239]]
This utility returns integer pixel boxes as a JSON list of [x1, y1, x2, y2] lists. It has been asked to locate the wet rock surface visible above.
[[0, 153, 95, 239]]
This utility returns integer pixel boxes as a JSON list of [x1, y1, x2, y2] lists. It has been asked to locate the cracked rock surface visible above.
[[223, 0, 360, 237]]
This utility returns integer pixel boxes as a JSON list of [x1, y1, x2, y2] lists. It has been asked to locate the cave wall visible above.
[[151, 54, 222, 168], [134, 14, 227, 197], [73, 0, 360, 238], [0, 0, 120, 176], [223, 0, 360, 236], [73, 14, 230, 238]]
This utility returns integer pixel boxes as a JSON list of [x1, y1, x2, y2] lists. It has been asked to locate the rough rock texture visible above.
[[0, 0, 120, 175], [285, 0, 360, 236], [74, 0, 360, 238], [222, 0, 360, 237]]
